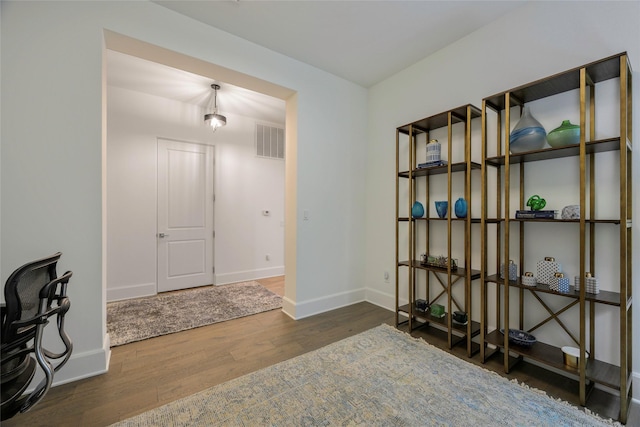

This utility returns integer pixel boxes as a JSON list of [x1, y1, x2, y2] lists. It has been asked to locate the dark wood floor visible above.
[[4, 276, 637, 426]]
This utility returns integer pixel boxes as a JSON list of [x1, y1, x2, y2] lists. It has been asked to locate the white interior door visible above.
[[157, 138, 214, 292]]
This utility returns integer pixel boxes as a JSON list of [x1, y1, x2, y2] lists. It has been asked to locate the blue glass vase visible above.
[[412, 201, 424, 218], [454, 198, 467, 218], [434, 201, 448, 219]]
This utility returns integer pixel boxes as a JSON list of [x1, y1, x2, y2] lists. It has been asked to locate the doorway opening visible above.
[[103, 31, 296, 314]]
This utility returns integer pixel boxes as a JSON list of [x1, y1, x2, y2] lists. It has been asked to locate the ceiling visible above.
[[154, 0, 528, 87], [107, 50, 287, 124], [108, 1, 528, 123]]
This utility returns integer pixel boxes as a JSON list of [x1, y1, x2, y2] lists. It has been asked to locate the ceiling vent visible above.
[[256, 123, 285, 160]]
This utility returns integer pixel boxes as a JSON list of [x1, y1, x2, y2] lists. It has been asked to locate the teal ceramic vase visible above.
[[435, 201, 448, 218], [454, 198, 467, 218], [547, 120, 580, 148], [412, 201, 424, 218]]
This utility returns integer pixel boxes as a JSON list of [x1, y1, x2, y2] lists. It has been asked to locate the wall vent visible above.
[[256, 124, 285, 160]]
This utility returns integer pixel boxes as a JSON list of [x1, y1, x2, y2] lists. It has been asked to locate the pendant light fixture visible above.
[[204, 83, 227, 131]]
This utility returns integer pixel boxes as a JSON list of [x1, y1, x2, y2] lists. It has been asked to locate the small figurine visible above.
[[527, 194, 546, 211]]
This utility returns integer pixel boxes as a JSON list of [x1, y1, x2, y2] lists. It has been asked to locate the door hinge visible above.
[[213, 266, 215, 273], [213, 230, 216, 238]]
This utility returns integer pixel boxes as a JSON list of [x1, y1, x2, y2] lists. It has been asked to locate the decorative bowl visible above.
[[547, 120, 580, 148], [500, 329, 537, 347]]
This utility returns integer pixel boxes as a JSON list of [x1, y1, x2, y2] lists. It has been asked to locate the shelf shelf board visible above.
[[483, 53, 624, 111], [484, 274, 622, 306], [510, 218, 621, 225], [485, 330, 621, 389], [398, 217, 481, 223], [397, 104, 482, 135], [398, 304, 480, 337], [485, 138, 621, 166], [398, 161, 481, 177], [399, 261, 481, 280], [484, 217, 621, 224]]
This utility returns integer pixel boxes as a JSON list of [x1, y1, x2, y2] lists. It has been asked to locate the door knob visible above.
[[158, 233, 170, 238]]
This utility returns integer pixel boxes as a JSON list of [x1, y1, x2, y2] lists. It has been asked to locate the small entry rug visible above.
[[110, 324, 619, 426], [107, 281, 282, 347]]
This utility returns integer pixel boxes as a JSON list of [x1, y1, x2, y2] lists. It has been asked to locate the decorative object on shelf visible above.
[[430, 303, 445, 318], [547, 120, 580, 148], [536, 256, 561, 285], [561, 346, 589, 369], [435, 201, 448, 218], [412, 201, 425, 218], [526, 194, 547, 211], [500, 329, 537, 347], [421, 255, 458, 270], [549, 272, 570, 293], [561, 205, 580, 219], [509, 106, 547, 153], [515, 210, 557, 219], [426, 139, 441, 163], [521, 272, 537, 287], [416, 299, 428, 311], [500, 260, 518, 282], [453, 311, 468, 324], [454, 197, 467, 218], [574, 272, 600, 294]]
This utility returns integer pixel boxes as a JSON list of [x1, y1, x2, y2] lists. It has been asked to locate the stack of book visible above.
[[417, 160, 447, 169], [515, 210, 557, 219]]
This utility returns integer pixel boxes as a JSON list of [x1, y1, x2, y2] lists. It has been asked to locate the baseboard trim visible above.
[[282, 287, 366, 320], [28, 334, 111, 393], [107, 282, 156, 302], [633, 371, 640, 404], [215, 266, 284, 286], [365, 287, 395, 311]]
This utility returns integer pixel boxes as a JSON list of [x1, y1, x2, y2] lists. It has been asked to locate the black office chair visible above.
[[1, 252, 72, 421]]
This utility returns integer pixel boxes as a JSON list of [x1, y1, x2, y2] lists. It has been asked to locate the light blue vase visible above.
[[412, 201, 424, 218], [454, 198, 467, 218]]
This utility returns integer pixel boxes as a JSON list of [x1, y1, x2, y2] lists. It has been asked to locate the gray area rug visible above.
[[107, 281, 282, 347], [110, 324, 619, 426]]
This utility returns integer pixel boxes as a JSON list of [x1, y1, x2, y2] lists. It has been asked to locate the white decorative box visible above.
[[521, 272, 537, 287], [426, 139, 441, 163], [500, 260, 518, 282], [574, 273, 600, 294], [536, 257, 561, 285], [549, 273, 570, 293]]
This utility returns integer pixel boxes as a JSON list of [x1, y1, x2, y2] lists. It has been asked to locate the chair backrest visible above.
[[2, 252, 61, 345], [1, 252, 72, 420]]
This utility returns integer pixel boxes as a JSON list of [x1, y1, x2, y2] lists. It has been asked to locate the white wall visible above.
[[106, 84, 285, 302], [1, 0, 368, 384], [364, 0, 640, 397]]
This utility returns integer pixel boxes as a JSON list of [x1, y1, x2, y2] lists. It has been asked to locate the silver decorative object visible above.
[[561, 205, 580, 219]]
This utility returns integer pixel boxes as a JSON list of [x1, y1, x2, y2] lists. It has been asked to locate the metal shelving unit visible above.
[[395, 104, 481, 357], [480, 53, 633, 423]]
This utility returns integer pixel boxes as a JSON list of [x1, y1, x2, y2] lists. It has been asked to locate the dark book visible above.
[[515, 210, 557, 219]]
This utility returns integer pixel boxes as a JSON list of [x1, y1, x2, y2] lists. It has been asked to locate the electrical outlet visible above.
[[266, 254, 270, 261]]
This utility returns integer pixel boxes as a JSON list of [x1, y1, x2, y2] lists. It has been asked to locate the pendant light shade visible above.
[[204, 84, 227, 131]]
